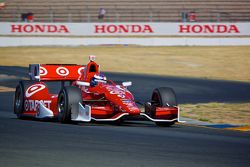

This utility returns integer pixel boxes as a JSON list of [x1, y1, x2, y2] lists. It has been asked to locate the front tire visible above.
[[152, 87, 177, 107], [57, 86, 82, 123], [151, 87, 178, 127]]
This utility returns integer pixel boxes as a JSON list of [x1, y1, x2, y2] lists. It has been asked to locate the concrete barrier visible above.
[[0, 37, 250, 47], [1, 22, 250, 36]]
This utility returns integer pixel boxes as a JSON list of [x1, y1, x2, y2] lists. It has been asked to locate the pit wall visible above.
[[0, 22, 250, 46]]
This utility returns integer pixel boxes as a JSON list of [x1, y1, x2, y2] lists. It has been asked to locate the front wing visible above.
[[37, 102, 184, 123]]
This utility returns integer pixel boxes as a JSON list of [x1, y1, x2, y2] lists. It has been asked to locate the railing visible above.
[[0, 7, 249, 22]]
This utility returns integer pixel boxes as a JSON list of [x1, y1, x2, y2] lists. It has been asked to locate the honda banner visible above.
[[0, 22, 250, 36]]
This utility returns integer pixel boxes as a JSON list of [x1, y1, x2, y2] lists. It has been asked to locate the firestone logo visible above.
[[94, 24, 154, 34], [179, 24, 240, 33], [11, 24, 70, 33]]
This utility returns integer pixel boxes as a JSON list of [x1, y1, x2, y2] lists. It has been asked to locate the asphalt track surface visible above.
[[0, 66, 250, 167]]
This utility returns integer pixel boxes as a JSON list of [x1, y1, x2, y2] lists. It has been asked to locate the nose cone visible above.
[[100, 84, 141, 115], [123, 103, 141, 115]]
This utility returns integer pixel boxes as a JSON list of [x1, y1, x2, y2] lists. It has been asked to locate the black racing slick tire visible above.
[[151, 87, 178, 127], [57, 86, 82, 123], [14, 80, 37, 119], [14, 83, 25, 118], [152, 87, 177, 107]]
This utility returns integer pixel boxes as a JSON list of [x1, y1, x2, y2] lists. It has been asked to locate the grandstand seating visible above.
[[0, 0, 250, 22]]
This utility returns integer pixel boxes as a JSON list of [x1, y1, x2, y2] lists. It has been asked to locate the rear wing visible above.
[[29, 64, 85, 81]]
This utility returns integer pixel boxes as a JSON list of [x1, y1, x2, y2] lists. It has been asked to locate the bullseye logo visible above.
[[56, 67, 69, 76], [40, 67, 48, 76], [78, 67, 85, 75], [25, 84, 46, 97]]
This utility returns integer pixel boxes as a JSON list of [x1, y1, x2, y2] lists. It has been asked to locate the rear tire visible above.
[[57, 86, 82, 123], [14, 83, 24, 118], [151, 87, 178, 127], [14, 81, 38, 119]]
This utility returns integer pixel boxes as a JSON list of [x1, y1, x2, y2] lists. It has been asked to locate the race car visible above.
[[14, 55, 183, 126]]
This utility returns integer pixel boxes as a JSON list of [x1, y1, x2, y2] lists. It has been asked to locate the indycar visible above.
[[14, 55, 182, 126]]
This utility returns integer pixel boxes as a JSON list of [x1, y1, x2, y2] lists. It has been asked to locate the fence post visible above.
[[116, 13, 120, 22], [149, 12, 153, 22], [16, 5, 20, 22], [87, 14, 90, 22], [216, 12, 221, 22], [68, 6, 72, 22], [86, 5, 90, 22], [50, 7, 54, 22]]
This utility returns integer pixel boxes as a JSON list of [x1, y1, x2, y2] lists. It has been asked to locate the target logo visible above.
[[40, 67, 48, 76], [25, 84, 46, 97], [24, 99, 51, 111], [78, 67, 85, 75], [56, 67, 69, 76]]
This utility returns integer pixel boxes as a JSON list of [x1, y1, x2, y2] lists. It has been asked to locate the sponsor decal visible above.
[[11, 24, 70, 33], [122, 99, 132, 103], [94, 24, 154, 34], [179, 24, 240, 34], [122, 101, 138, 111], [110, 91, 125, 98], [24, 100, 51, 111], [78, 67, 85, 75], [25, 84, 46, 97], [93, 106, 108, 109], [40, 66, 48, 76], [106, 85, 126, 98], [56, 67, 69, 76]]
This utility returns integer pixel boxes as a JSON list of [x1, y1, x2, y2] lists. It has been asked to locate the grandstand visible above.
[[0, 0, 250, 22]]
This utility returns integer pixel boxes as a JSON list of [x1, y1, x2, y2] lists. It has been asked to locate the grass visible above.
[[181, 103, 250, 125], [0, 46, 250, 82], [0, 46, 250, 125], [0, 86, 15, 92]]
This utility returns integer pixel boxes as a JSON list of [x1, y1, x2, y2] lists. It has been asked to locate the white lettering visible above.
[[24, 100, 52, 111]]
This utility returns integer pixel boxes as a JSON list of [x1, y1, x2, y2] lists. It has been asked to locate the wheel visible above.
[[14, 81, 37, 119], [151, 87, 178, 127], [151, 87, 177, 107], [14, 83, 24, 118], [57, 86, 82, 123]]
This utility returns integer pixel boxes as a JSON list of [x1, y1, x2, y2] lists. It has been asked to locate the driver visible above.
[[90, 74, 107, 87]]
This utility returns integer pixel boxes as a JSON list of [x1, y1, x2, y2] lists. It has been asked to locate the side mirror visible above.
[[76, 81, 90, 87], [122, 81, 132, 87]]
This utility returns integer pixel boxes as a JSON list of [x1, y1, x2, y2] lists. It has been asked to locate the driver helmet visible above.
[[90, 74, 107, 87]]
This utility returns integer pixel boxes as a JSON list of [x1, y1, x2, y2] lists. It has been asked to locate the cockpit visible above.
[[90, 74, 107, 87]]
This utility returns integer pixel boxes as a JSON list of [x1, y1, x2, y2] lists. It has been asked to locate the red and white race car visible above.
[[14, 56, 182, 126]]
